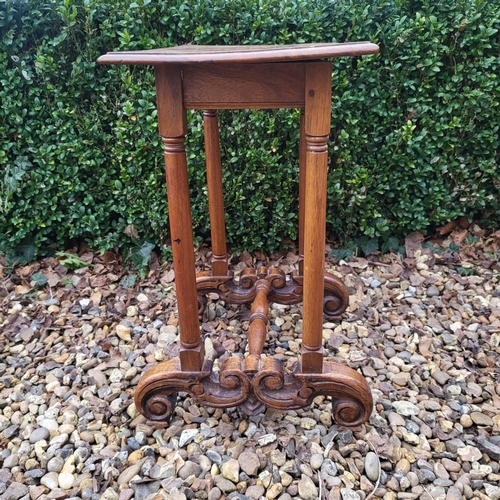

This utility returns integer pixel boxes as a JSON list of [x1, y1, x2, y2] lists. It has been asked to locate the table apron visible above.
[[181, 62, 308, 109]]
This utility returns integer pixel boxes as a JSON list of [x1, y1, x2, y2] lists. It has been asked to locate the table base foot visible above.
[[196, 267, 349, 320], [134, 356, 372, 428]]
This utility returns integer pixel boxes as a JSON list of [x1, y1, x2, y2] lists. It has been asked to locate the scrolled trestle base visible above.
[[196, 267, 350, 320], [134, 356, 373, 428]]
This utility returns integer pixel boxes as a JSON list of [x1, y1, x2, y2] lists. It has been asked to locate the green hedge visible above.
[[1, 0, 499, 260]]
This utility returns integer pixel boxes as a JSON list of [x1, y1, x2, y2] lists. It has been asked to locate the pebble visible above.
[[395, 458, 411, 474], [208, 487, 222, 500], [118, 459, 146, 485], [1, 482, 28, 500], [266, 482, 283, 499], [178, 461, 201, 480], [446, 486, 462, 500], [104, 489, 121, 500], [206, 450, 222, 464], [270, 449, 286, 466], [238, 451, 260, 476], [457, 446, 482, 462], [470, 411, 494, 426], [365, 452, 380, 481], [29, 427, 50, 443], [116, 324, 131, 341], [41, 472, 59, 490], [310, 453, 324, 470], [4, 425, 19, 439], [298, 475, 318, 500], [221, 459, 239, 483], [485, 484, 500, 500], [392, 401, 420, 416], [47, 456, 65, 473], [426, 284, 440, 297], [460, 414, 473, 427], [477, 435, 500, 461], [257, 434, 276, 446], [441, 458, 460, 473], [179, 428, 198, 447], [300, 417, 316, 429], [432, 370, 450, 385], [58, 472, 75, 489], [245, 485, 264, 499], [388, 412, 406, 426], [341, 488, 361, 500], [214, 476, 236, 493]]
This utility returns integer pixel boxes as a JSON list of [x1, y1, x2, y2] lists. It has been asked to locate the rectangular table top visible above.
[[98, 42, 379, 65]]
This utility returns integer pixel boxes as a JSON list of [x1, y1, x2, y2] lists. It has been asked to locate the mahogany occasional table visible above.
[[98, 43, 379, 428]]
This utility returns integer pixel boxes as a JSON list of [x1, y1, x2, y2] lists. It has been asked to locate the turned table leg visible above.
[[298, 109, 306, 276], [156, 65, 204, 372], [203, 110, 228, 276], [301, 62, 332, 374], [244, 267, 270, 374]]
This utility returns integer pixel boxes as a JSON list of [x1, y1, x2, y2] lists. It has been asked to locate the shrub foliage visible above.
[[1, 0, 499, 258]]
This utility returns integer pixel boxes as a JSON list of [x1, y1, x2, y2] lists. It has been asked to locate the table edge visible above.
[[97, 42, 379, 65]]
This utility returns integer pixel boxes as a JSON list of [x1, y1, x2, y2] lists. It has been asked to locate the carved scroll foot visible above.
[[196, 267, 349, 319], [134, 356, 372, 428], [253, 358, 373, 428], [134, 357, 251, 425]]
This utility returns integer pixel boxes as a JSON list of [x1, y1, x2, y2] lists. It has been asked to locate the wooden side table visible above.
[[98, 43, 379, 427]]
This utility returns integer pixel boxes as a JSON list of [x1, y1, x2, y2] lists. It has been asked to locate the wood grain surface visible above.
[[98, 42, 379, 65]]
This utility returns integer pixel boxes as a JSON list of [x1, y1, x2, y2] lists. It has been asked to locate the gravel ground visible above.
[[1, 232, 500, 500]]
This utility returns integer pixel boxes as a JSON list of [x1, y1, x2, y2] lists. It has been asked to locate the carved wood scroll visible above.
[[196, 266, 349, 320], [135, 356, 373, 428]]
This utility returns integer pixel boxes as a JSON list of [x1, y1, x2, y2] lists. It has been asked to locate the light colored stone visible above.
[[117, 459, 146, 485], [179, 428, 198, 447], [457, 445, 482, 462], [101, 488, 119, 500], [310, 453, 323, 470], [470, 412, 494, 426], [388, 412, 406, 426], [391, 372, 411, 386], [267, 449, 284, 467], [392, 401, 420, 416], [365, 451, 380, 482], [258, 470, 272, 488], [485, 484, 500, 500], [213, 475, 236, 493], [221, 458, 239, 483], [128, 449, 144, 465], [266, 482, 283, 499], [40, 472, 59, 490], [126, 306, 138, 317], [279, 470, 293, 486], [300, 417, 316, 429], [207, 487, 222, 500], [395, 458, 411, 474], [116, 324, 131, 341], [58, 472, 75, 489], [298, 475, 318, 500], [258, 433, 276, 446], [47, 456, 64, 473], [246, 485, 265, 499], [341, 488, 361, 500], [460, 414, 473, 427], [178, 461, 201, 480]]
